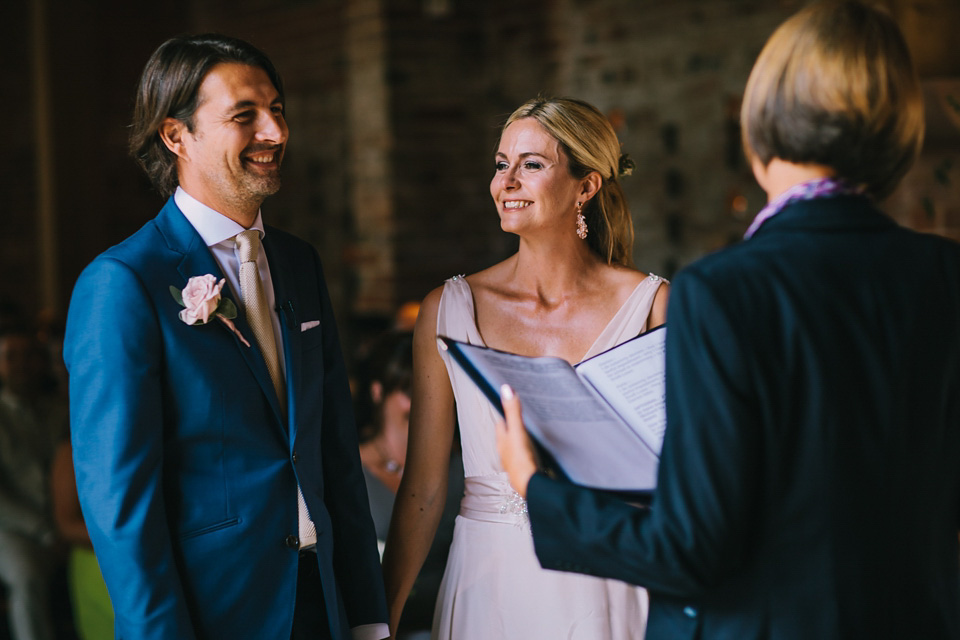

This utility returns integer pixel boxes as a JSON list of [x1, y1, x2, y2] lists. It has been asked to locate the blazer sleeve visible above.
[[527, 268, 763, 598], [311, 249, 389, 627], [63, 257, 198, 640]]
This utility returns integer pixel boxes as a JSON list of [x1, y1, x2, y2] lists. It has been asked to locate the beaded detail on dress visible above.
[[499, 490, 529, 526]]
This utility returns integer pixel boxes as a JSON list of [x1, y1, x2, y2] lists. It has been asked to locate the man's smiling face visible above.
[[175, 62, 288, 225]]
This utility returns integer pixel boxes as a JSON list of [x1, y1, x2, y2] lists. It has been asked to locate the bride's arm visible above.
[[381, 286, 457, 636]]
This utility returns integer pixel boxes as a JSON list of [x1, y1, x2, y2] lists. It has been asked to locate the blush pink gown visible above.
[[431, 274, 665, 640]]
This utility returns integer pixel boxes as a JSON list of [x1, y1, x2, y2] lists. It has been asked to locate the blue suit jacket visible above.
[[527, 196, 960, 639], [63, 198, 387, 639]]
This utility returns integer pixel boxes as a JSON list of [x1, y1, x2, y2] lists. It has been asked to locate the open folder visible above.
[[438, 325, 666, 501]]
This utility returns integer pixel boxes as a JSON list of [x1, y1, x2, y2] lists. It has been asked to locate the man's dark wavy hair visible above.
[[129, 34, 284, 198]]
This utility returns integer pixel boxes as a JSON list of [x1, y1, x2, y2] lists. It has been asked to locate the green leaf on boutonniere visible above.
[[170, 286, 185, 306], [217, 298, 238, 320]]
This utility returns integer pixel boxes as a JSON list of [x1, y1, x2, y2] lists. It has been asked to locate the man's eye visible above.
[[234, 111, 254, 122], [271, 106, 284, 116]]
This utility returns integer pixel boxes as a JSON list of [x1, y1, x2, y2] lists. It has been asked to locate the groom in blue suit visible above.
[[63, 35, 388, 639]]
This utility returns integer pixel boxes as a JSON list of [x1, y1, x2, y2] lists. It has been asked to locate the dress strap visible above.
[[580, 274, 665, 361], [436, 275, 484, 350]]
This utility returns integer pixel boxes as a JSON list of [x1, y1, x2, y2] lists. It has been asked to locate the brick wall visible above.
[[5, 0, 959, 337], [0, 1, 189, 322], [386, 0, 560, 307], [547, 0, 801, 277]]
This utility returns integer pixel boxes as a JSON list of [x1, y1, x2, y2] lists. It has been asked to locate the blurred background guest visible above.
[[0, 328, 68, 640], [357, 332, 416, 509], [353, 330, 462, 640], [49, 441, 112, 640]]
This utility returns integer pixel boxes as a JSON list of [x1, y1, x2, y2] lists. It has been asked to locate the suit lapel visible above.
[[156, 198, 286, 429]]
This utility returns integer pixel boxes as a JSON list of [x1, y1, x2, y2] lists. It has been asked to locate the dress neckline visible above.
[[450, 276, 655, 364]]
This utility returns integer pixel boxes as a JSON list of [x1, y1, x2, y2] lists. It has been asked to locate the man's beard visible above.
[[239, 167, 282, 200], [220, 164, 282, 212], [234, 142, 284, 204]]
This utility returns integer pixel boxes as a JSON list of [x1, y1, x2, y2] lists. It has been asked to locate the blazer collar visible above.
[[750, 195, 897, 239], [154, 196, 226, 282]]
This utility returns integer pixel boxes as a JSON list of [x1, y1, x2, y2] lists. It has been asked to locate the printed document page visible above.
[[442, 340, 659, 491], [576, 327, 667, 455]]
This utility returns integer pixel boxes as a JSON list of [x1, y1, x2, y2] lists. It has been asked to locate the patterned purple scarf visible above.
[[744, 177, 867, 239]]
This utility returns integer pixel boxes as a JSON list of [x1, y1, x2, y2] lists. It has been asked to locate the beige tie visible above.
[[236, 230, 284, 402], [235, 230, 317, 547]]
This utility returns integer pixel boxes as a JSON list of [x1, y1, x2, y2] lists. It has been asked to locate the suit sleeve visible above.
[[311, 250, 389, 627], [63, 257, 197, 640], [527, 268, 763, 598]]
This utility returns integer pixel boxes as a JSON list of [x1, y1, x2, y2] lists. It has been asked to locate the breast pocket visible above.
[[180, 517, 241, 540], [300, 319, 324, 352]]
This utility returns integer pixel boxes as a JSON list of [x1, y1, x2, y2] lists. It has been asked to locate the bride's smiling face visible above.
[[490, 118, 585, 236]]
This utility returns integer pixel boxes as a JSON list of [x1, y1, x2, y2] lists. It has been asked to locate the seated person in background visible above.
[[50, 440, 114, 640], [0, 328, 68, 640], [354, 331, 463, 639], [357, 332, 416, 512]]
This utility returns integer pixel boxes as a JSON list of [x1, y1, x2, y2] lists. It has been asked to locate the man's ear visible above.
[[158, 118, 188, 159]]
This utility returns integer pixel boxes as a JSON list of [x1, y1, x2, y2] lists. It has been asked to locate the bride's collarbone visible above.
[[477, 317, 599, 363]]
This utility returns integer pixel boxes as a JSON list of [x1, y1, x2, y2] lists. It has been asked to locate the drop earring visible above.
[[576, 202, 588, 240]]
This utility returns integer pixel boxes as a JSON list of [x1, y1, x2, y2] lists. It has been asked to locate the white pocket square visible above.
[[300, 320, 320, 332]]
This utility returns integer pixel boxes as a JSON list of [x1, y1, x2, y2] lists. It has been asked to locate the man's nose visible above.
[[257, 110, 288, 144]]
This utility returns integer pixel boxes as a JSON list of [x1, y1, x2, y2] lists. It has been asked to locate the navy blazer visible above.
[[527, 196, 960, 639], [64, 198, 387, 639]]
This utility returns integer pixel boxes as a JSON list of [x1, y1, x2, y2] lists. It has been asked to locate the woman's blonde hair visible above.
[[504, 97, 635, 267], [741, 1, 924, 198]]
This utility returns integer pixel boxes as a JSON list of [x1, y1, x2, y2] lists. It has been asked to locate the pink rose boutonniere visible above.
[[169, 275, 250, 347]]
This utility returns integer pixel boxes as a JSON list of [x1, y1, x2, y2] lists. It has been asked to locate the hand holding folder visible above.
[[439, 326, 667, 499]]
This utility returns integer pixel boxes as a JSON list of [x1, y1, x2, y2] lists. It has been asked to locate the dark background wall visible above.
[[4, 0, 959, 353]]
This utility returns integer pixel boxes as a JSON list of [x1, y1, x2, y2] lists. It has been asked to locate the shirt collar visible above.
[[174, 186, 266, 247]]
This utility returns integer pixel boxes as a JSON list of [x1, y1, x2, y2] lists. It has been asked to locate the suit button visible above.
[[292, 452, 299, 463], [683, 606, 698, 619], [285, 535, 300, 549]]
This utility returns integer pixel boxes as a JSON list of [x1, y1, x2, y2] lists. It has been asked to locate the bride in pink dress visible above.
[[382, 96, 669, 640]]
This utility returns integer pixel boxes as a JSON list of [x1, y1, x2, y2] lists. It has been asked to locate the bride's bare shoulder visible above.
[[600, 263, 651, 292], [464, 258, 516, 299]]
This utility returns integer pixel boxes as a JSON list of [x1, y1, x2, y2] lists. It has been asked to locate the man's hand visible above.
[[495, 385, 538, 499]]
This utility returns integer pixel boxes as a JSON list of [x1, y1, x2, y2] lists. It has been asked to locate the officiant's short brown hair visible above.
[[129, 34, 285, 198], [740, 0, 924, 198]]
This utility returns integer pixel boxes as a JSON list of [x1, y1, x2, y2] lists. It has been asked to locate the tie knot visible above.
[[236, 230, 261, 264]]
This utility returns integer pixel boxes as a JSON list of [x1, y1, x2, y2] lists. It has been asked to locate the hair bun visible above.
[[618, 153, 635, 177]]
